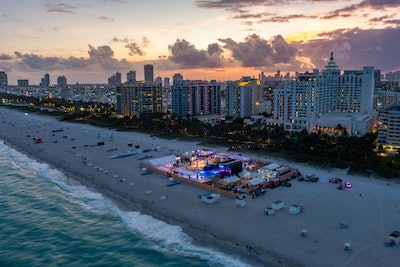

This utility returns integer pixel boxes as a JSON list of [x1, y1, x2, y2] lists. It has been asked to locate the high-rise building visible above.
[[288, 72, 318, 130], [226, 77, 261, 119], [163, 77, 170, 89], [337, 67, 374, 113], [171, 74, 188, 117], [276, 52, 377, 134], [154, 76, 162, 86], [378, 102, 400, 149], [188, 80, 221, 117], [127, 71, 136, 84], [40, 73, 50, 87], [0, 71, 7, 88], [171, 74, 221, 118], [57, 76, 67, 89], [57, 76, 70, 99], [116, 81, 162, 117], [144, 64, 154, 82], [108, 71, 122, 86], [273, 87, 292, 122], [18, 79, 29, 87]]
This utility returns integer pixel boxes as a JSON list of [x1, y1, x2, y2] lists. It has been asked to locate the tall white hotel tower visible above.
[[275, 52, 377, 134]]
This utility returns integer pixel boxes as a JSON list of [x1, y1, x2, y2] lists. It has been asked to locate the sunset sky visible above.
[[1, 0, 399, 85]]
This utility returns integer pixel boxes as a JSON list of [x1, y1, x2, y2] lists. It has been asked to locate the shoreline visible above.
[[1, 107, 399, 267]]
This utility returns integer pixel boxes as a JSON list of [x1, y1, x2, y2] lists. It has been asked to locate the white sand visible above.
[[1, 107, 399, 267]]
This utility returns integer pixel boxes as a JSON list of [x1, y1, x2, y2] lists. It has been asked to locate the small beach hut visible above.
[[289, 204, 301, 215], [201, 193, 220, 204], [264, 207, 275, 215], [272, 200, 284, 211], [235, 196, 246, 207]]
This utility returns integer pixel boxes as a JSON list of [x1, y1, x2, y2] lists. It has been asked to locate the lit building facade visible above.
[[225, 77, 261, 119], [116, 81, 162, 117], [337, 67, 374, 113], [378, 103, 400, 149], [276, 52, 377, 135], [171, 74, 188, 118], [171, 74, 221, 118], [273, 87, 292, 122]]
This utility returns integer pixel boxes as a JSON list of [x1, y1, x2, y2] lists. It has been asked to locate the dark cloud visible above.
[[321, 4, 358, 19], [96, 16, 115, 22], [86, 45, 131, 70], [0, 53, 13, 60], [196, 0, 287, 10], [369, 15, 392, 23], [0, 63, 12, 72], [294, 27, 400, 71], [369, 14, 400, 26], [384, 19, 400, 25], [219, 34, 296, 67], [112, 37, 150, 56], [168, 39, 224, 68], [322, 0, 400, 20], [12, 45, 131, 72], [44, 2, 80, 14], [198, 0, 400, 26], [232, 12, 269, 20], [263, 14, 318, 23], [358, 0, 400, 8]]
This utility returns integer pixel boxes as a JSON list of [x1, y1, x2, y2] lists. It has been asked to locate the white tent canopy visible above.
[[221, 175, 241, 184], [263, 163, 280, 170], [147, 155, 177, 167], [248, 177, 265, 186]]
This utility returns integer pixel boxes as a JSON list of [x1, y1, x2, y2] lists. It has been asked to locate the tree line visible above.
[[1, 92, 399, 178]]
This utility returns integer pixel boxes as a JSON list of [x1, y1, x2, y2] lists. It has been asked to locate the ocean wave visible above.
[[0, 140, 252, 267]]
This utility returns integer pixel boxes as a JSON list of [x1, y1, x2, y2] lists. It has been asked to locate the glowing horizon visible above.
[[1, 0, 399, 85]]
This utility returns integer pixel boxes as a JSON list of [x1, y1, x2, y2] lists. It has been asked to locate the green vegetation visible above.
[[1, 92, 399, 179]]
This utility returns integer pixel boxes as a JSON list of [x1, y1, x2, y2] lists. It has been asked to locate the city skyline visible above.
[[1, 0, 399, 85]]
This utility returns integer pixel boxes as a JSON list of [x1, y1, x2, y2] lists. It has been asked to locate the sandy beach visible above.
[[1, 106, 399, 267]]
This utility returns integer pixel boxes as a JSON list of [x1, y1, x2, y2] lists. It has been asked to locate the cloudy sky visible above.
[[1, 0, 399, 84]]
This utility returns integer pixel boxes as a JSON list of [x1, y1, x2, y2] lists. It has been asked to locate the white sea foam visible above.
[[0, 140, 253, 267]]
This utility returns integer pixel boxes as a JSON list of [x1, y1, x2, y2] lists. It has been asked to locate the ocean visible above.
[[0, 140, 252, 267]]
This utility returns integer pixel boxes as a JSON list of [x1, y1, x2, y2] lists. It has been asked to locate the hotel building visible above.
[[171, 74, 221, 118], [275, 53, 377, 135], [116, 81, 162, 117], [378, 102, 400, 149], [226, 77, 261, 119]]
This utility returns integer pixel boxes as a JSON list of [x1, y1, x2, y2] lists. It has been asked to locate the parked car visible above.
[[329, 177, 342, 183], [345, 182, 352, 188], [281, 179, 292, 187], [337, 184, 344, 190], [384, 238, 395, 247], [304, 173, 315, 181], [268, 180, 282, 188], [310, 176, 319, 182], [250, 188, 267, 198]]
